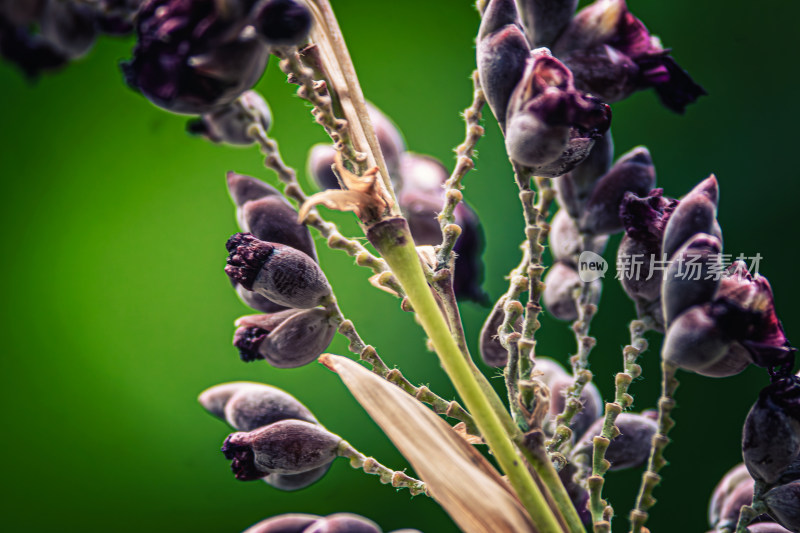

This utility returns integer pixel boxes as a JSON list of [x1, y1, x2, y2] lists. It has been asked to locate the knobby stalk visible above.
[[337, 441, 429, 496], [630, 360, 680, 533], [587, 317, 655, 530]]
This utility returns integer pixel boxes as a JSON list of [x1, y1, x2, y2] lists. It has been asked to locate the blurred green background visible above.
[[2, 1, 799, 531]]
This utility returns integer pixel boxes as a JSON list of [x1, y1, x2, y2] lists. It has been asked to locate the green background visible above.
[[2, 1, 798, 531]]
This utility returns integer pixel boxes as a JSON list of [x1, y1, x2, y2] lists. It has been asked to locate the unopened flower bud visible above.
[[198, 381, 318, 431], [254, 0, 312, 47], [505, 49, 611, 176], [553, 0, 706, 112], [661, 233, 722, 326], [304, 514, 382, 533], [549, 209, 607, 263], [764, 482, 800, 532], [717, 476, 756, 530], [241, 196, 318, 261], [188, 90, 271, 145], [517, 0, 578, 48], [235, 282, 288, 314], [477, 0, 530, 130], [479, 303, 522, 367], [222, 419, 341, 479], [264, 464, 332, 492], [39, 0, 97, 58], [662, 175, 719, 260], [226, 233, 331, 309], [572, 413, 657, 470], [662, 303, 752, 377], [227, 172, 282, 208], [307, 144, 340, 190], [367, 102, 406, 180], [554, 129, 614, 218], [747, 523, 793, 533], [233, 308, 335, 368], [543, 261, 600, 321], [709, 463, 753, 528], [122, 0, 269, 114], [243, 513, 322, 533], [578, 146, 656, 235], [743, 377, 800, 484]]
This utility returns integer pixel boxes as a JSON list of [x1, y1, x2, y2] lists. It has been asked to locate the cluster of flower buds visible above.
[[517, 0, 706, 113], [619, 176, 793, 376], [307, 103, 487, 303], [542, 135, 656, 321], [200, 382, 337, 490], [243, 512, 421, 533], [708, 456, 800, 532], [224, 173, 335, 367], [122, 0, 312, 115], [0, 0, 141, 78], [477, 1, 612, 176], [187, 90, 272, 146]]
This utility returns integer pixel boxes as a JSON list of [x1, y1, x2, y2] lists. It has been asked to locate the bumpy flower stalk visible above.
[[336, 440, 428, 496], [274, 47, 366, 174], [733, 487, 767, 533], [587, 317, 655, 530], [248, 120, 404, 297], [630, 361, 680, 533], [434, 70, 485, 268], [517, 174, 556, 381], [322, 295, 478, 435], [368, 218, 566, 533]]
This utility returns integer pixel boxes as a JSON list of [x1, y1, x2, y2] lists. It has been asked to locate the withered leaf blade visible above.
[[320, 354, 537, 533]]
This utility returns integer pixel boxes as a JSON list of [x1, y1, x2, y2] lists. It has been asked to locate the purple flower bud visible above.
[[572, 413, 658, 471], [558, 462, 591, 524], [717, 477, 756, 530], [549, 209, 608, 263], [264, 463, 331, 492], [479, 303, 522, 367], [554, 129, 614, 219], [304, 514, 382, 533], [661, 233, 722, 326], [542, 261, 600, 321], [198, 381, 318, 431], [243, 514, 322, 533], [233, 308, 335, 368], [241, 196, 318, 261], [552, 0, 706, 112], [235, 282, 288, 313], [743, 377, 800, 484], [39, 0, 97, 58], [709, 463, 752, 528], [477, 0, 530, 130], [225, 233, 331, 309], [122, 0, 270, 115], [578, 146, 656, 235], [764, 482, 800, 532], [188, 90, 272, 145], [222, 419, 341, 479], [661, 175, 719, 260], [662, 303, 752, 377], [92, 0, 143, 36], [505, 49, 611, 176], [253, 0, 312, 47], [517, 0, 578, 48], [228, 172, 282, 208], [747, 523, 793, 533], [307, 144, 340, 190], [398, 153, 448, 193], [0, 13, 69, 78], [548, 373, 603, 439]]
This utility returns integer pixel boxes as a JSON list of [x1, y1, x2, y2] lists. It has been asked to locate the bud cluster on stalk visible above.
[[224, 173, 335, 368], [200, 382, 337, 490]]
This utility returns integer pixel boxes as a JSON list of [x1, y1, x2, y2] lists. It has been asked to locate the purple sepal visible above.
[[225, 233, 275, 290]]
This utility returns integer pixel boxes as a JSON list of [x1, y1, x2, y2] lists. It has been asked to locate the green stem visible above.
[[337, 440, 429, 496], [368, 218, 565, 533]]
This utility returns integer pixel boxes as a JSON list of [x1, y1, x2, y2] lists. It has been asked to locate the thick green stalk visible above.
[[368, 218, 565, 533]]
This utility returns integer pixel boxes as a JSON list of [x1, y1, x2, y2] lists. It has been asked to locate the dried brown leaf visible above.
[[320, 354, 537, 533]]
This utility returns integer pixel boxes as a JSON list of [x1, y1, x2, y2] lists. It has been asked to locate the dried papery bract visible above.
[[320, 354, 538, 533]]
